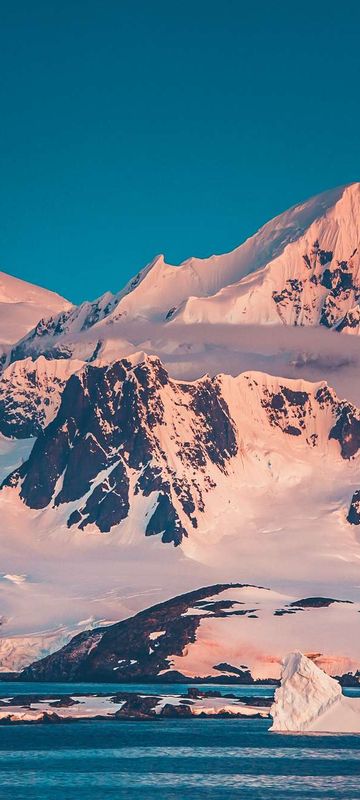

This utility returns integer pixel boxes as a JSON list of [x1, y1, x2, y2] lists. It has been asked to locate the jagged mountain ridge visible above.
[[3, 353, 360, 544], [0, 356, 84, 438], [4, 183, 360, 372], [172, 184, 360, 328], [2, 184, 360, 671]]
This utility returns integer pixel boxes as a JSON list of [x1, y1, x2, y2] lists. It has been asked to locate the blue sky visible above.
[[1, 1, 360, 303]]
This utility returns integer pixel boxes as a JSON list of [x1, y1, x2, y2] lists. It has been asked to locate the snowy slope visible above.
[[1, 357, 360, 671], [0, 356, 84, 437], [271, 652, 360, 732], [172, 183, 360, 327], [3, 354, 360, 541], [21, 587, 360, 682], [0, 271, 71, 347], [2, 184, 360, 673], [4, 182, 360, 443], [6, 183, 360, 371], [105, 185, 345, 322]]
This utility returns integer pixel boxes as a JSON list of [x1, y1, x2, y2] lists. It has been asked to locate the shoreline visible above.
[[0, 687, 272, 725]]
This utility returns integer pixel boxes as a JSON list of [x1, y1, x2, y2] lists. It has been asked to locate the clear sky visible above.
[[1, 1, 360, 304]]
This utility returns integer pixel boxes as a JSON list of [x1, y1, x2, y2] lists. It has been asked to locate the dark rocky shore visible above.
[[0, 687, 272, 724]]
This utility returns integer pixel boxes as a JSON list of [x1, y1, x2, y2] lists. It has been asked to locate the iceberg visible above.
[[270, 651, 360, 733]]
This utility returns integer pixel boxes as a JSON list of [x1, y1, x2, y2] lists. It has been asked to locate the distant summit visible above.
[[5, 182, 360, 369], [0, 270, 71, 347]]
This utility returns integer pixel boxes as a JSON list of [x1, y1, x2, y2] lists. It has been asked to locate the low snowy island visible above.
[[271, 652, 360, 733], [0, 688, 270, 724], [1, 652, 360, 729]]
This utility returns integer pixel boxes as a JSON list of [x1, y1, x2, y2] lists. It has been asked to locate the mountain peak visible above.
[[0, 270, 71, 347], [99, 181, 360, 327], [5, 181, 360, 366]]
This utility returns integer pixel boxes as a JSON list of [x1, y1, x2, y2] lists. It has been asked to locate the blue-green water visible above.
[[2, 719, 360, 799], [0, 680, 274, 698], [1, 683, 360, 799]]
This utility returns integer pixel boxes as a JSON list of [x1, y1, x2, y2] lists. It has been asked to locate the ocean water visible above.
[[0, 680, 274, 698], [2, 718, 360, 799], [1, 684, 360, 800]]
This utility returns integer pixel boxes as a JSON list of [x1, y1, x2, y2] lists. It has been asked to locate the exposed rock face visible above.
[[272, 243, 360, 329], [4, 257, 160, 368], [347, 490, 360, 525], [0, 688, 270, 723], [335, 305, 360, 333], [3, 185, 360, 681], [20, 583, 249, 681], [20, 585, 360, 684], [0, 357, 83, 438], [12, 243, 360, 364], [329, 405, 360, 458], [8, 292, 119, 366], [251, 372, 360, 458], [2, 355, 237, 543], [4, 185, 360, 372], [274, 597, 352, 616], [260, 382, 319, 440], [159, 703, 192, 717], [288, 597, 351, 609], [3, 354, 360, 539]]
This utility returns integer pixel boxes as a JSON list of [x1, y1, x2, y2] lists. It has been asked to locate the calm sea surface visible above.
[[1, 682, 360, 800], [0, 680, 275, 698]]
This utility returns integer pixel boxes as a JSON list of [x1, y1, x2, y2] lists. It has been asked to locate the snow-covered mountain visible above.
[[2, 183, 360, 673], [5, 183, 360, 374], [21, 586, 360, 683], [3, 354, 360, 543], [0, 356, 84, 438], [0, 270, 71, 349], [170, 183, 360, 329], [0, 356, 360, 670]]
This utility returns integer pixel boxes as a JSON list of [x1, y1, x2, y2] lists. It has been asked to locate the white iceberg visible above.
[[270, 651, 360, 733]]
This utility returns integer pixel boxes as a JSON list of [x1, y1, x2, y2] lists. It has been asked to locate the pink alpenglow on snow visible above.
[[3, 184, 360, 673], [0, 271, 71, 347]]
